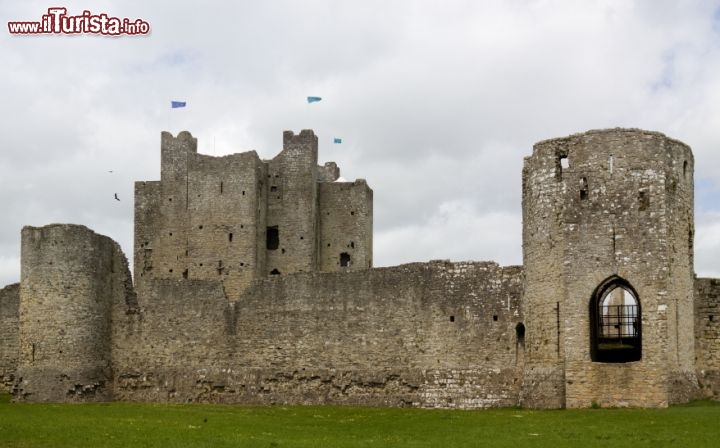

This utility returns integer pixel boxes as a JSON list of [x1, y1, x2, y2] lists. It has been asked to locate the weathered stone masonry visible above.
[[0, 283, 19, 392], [0, 128, 718, 407]]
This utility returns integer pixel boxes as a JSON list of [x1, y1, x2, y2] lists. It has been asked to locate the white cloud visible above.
[[0, 0, 719, 287]]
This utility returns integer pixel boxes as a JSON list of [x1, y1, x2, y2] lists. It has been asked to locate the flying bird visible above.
[[306, 96, 322, 103], [114, 193, 120, 201]]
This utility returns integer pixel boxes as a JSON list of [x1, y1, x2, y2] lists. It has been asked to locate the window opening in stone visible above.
[[450, 316, 455, 322], [709, 315, 714, 322], [242, 191, 245, 196], [340, 252, 351, 267], [270, 268, 280, 275], [270, 186, 278, 192], [266, 226, 279, 250], [199, 225, 203, 229], [182, 269, 188, 279], [228, 233, 233, 242], [638, 190, 649, 211], [350, 241, 355, 249], [580, 177, 588, 200], [169, 232, 173, 236], [516, 322, 526, 344], [683, 160, 688, 178], [590, 277, 641, 363], [493, 315, 498, 321], [169, 269, 173, 273], [351, 211, 355, 215], [556, 154, 569, 180], [281, 248, 285, 254], [220, 181, 223, 194]]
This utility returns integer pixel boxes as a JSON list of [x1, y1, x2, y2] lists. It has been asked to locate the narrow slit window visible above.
[[340, 252, 351, 267], [266, 226, 279, 250], [638, 190, 649, 211], [580, 177, 588, 200]]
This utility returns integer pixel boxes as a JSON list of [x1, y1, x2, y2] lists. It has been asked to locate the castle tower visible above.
[[520, 129, 697, 408], [16, 224, 133, 401], [135, 130, 373, 300]]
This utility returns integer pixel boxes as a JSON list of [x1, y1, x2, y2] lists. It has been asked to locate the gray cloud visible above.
[[1, 0, 719, 286]]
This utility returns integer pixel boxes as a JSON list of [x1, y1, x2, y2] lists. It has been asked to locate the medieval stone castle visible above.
[[0, 128, 718, 408]]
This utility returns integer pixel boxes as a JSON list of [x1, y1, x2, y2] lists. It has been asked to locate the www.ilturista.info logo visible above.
[[8, 8, 150, 35]]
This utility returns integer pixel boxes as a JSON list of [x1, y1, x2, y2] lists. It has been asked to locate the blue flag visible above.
[[334, 138, 342, 144], [171, 101, 187, 108], [307, 96, 322, 103]]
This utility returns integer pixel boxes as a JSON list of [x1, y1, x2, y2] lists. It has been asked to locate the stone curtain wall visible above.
[[112, 261, 524, 408], [0, 283, 19, 391], [16, 224, 135, 402], [695, 278, 720, 398]]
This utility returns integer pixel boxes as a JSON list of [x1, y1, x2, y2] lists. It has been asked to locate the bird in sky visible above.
[[114, 193, 120, 201]]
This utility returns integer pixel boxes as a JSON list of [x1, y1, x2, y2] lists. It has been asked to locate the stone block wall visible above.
[[521, 129, 697, 408], [136, 130, 373, 298], [319, 180, 373, 271], [112, 261, 525, 408], [265, 130, 320, 276], [0, 283, 19, 391], [15, 224, 135, 402], [695, 278, 720, 398]]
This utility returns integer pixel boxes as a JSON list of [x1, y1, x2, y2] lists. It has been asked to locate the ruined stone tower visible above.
[[520, 129, 697, 408], [15, 224, 135, 401], [134, 130, 373, 299]]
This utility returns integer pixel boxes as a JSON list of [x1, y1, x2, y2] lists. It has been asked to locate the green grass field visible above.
[[0, 394, 718, 447]]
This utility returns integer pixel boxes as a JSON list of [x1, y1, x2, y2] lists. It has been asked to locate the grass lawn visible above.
[[0, 394, 718, 447]]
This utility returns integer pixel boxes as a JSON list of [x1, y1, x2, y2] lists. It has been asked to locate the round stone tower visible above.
[[16, 224, 131, 401], [520, 128, 697, 408]]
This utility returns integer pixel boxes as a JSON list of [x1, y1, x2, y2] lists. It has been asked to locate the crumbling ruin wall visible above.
[[695, 277, 720, 399], [0, 283, 19, 391], [15, 224, 135, 402], [112, 261, 524, 408]]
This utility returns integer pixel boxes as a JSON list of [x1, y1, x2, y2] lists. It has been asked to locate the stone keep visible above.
[[134, 129, 373, 299], [521, 129, 696, 408]]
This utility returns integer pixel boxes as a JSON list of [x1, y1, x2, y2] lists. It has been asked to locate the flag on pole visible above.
[[306, 96, 322, 103], [171, 101, 187, 108], [333, 138, 342, 144]]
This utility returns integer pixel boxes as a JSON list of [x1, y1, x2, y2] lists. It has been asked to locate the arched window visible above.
[[590, 277, 641, 363]]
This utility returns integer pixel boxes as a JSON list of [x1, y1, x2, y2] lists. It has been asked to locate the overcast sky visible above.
[[1, 0, 719, 286]]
